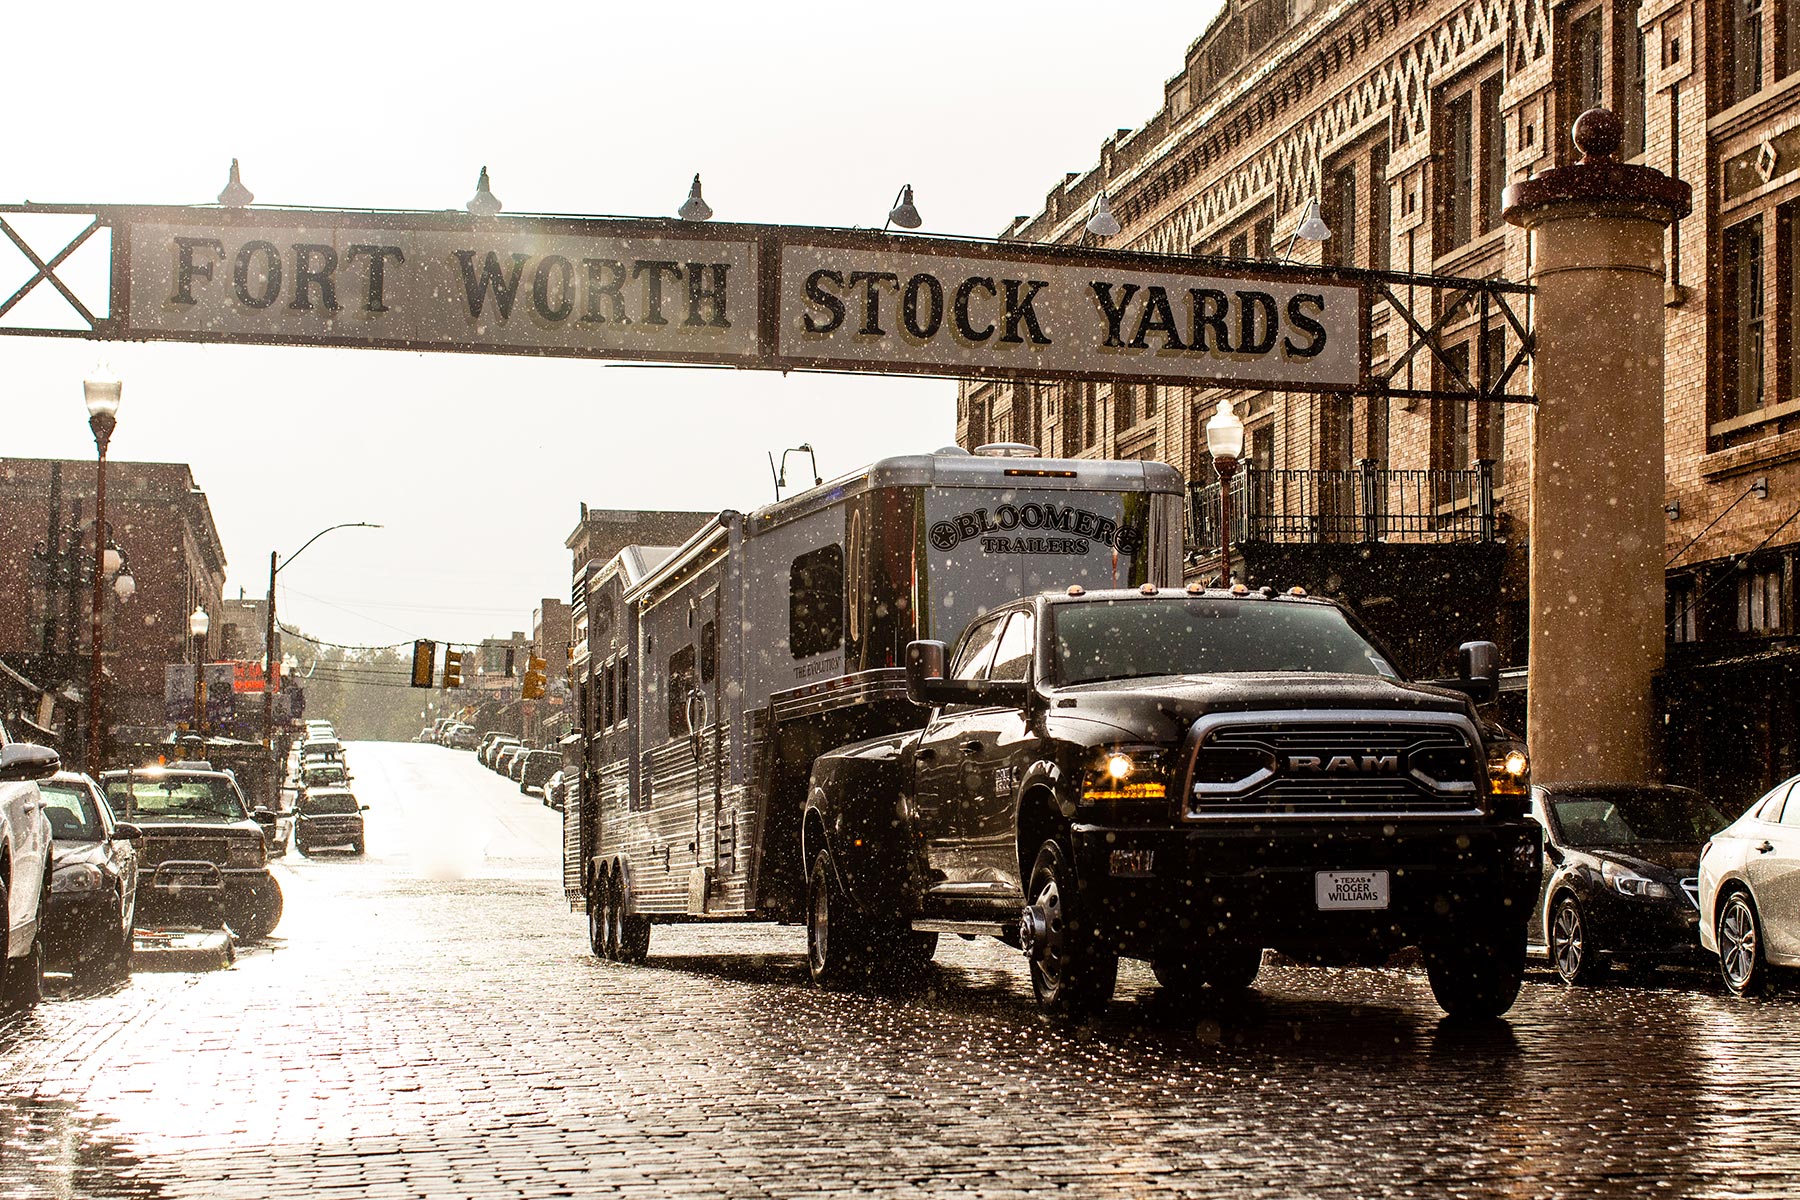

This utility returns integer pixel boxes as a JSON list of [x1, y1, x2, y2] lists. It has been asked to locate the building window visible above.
[[1084, 387, 1099, 450], [1365, 396, 1390, 464], [1327, 162, 1358, 267], [1114, 384, 1137, 430], [1063, 385, 1084, 454], [1621, 12, 1648, 159], [1433, 343, 1474, 474], [1570, 7, 1606, 118], [1143, 384, 1158, 421], [1320, 395, 1356, 470], [1724, 0, 1765, 107], [1669, 578, 1700, 643], [1722, 217, 1767, 421], [1327, 134, 1393, 271], [1480, 327, 1509, 485], [1737, 564, 1786, 633], [1437, 63, 1505, 251], [789, 545, 844, 658]]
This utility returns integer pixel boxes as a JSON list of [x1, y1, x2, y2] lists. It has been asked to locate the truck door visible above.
[[913, 613, 1006, 893], [964, 610, 1035, 901]]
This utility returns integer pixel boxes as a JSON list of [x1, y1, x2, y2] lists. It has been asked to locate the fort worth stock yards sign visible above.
[[4, 207, 1367, 392]]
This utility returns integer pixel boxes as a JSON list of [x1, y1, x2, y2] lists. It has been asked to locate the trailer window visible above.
[[604, 660, 617, 727], [789, 545, 844, 658], [667, 645, 698, 739], [701, 620, 718, 683], [620, 658, 629, 721]]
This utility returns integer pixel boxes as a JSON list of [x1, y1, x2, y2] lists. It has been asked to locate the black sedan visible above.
[[1530, 782, 1730, 984], [293, 789, 366, 856], [39, 771, 140, 981]]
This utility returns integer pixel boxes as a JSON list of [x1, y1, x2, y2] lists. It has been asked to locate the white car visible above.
[[1698, 774, 1800, 996], [1, 725, 61, 1010]]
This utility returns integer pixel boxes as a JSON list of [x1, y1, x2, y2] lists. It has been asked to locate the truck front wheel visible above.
[[1425, 914, 1527, 1019], [1021, 840, 1117, 1019], [806, 848, 875, 988]]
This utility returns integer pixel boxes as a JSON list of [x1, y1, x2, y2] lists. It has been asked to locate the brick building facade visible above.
[[957, 0, 1800, 806], [0, 458, 227, 756]]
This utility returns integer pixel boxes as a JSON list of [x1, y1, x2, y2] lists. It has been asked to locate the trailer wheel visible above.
[[1021, 839, 1116, 1020], [597, 874, 619, 957], [604, 869, 628, 961], [806, 848, 874, 988]]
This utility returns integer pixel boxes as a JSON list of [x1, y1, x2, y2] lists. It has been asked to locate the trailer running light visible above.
[[1003, 468, 1078, 478]]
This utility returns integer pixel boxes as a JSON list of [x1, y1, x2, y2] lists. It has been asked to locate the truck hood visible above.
[[1046, 673, 1477, 744]]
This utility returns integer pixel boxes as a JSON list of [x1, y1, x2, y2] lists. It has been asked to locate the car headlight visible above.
[[1487, 742, 1530, 796], [227, 839, 267, 868], [1080, 747, 1170, 802], [52, 863, 104, 893], [1603, 860, 1673, 899]]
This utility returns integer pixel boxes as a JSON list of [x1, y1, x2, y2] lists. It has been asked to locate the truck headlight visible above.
[[1487, 743, 1530, 796], [227, 839, 267, 868], [1604, 860, 1673, 899], [1080, 748, 1169, 802], [52, 863, 104, 894]]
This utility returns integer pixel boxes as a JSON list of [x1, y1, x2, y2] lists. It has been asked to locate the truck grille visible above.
[[1181, 712, 1483, 819], [141, 838, 230, 867]]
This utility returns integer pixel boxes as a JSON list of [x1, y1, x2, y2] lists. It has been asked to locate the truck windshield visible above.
[[1052, 598, 1395, 685], [105, 775, 248, 821]]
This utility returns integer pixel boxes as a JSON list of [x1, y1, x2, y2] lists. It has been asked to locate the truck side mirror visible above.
[[1458, 640, 1499, 705], [0, 743, 59, 783], [905, 641, 950, 706]]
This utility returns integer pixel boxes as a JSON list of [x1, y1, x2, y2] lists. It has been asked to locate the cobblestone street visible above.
[[1, 742, 1797, 1198]]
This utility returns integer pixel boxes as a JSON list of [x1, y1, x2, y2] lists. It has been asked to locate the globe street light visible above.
[[1205, 398, 1247, 585], [83, 361, 122, 772], [190, 605, 210, 739]]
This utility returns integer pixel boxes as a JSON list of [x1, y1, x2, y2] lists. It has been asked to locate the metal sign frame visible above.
[[0, 202, 1534, 403]]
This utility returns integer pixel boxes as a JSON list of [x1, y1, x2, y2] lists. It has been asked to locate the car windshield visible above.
[[1051, 598, 1396, 686], [105, 775, 247, 821], [304, 765, 347, 785], [39, 781, 104, 841], [1549, 790, 1731, 848], [299, 795, 361, 816]]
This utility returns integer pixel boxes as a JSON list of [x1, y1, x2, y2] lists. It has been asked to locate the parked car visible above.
[[0, 730, 59, 1010], [484, 737, 521, 770], [1531, 782, 1729, 984], [293, 789, 367, 856], [520, 750, 560, 797], [505, 746, 532, 782], [449, 725, 479, 750], [1700, 773, 1800, 995], [544, 770, 566, 811], [39, 771, 139, 981], [495, 745, 527, 778], [99, 766, 284, 941], [298, 761, 351, 793], [302, 737, 345, 763]]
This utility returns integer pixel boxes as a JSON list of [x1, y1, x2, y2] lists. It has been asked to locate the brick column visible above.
[[1503, 109, 1691, 784]]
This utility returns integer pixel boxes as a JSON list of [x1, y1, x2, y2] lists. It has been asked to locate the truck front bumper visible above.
[[1068, 818, 1541, 960]]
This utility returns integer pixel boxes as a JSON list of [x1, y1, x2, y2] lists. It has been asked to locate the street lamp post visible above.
[[1205, 398, 1246, 585], [83, 363, 122, 772], [190, 606, 210, 740], [262, 523, 381, 750]]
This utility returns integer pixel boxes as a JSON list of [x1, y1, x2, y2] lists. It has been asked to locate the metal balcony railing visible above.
[[1189, 460, 1497, 550]]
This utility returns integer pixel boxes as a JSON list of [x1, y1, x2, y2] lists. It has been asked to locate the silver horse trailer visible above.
[[566, 445, 1185, 959]]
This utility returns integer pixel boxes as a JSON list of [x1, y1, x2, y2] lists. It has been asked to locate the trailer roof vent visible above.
[[933, 445, 973, 456], [972, 442, 1040, 458]]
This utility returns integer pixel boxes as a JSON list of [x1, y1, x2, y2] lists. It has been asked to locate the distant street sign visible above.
[[0, 203, 1446, 396]]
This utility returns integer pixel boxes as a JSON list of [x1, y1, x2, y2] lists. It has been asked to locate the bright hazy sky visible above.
[[3, 0, 1223, 650]]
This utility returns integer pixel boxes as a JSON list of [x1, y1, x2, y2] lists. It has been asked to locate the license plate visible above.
[[1315, 870, 1390, 910]]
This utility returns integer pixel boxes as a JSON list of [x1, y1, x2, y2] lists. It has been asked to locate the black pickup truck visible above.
[[801, 584, 1540, 1020]]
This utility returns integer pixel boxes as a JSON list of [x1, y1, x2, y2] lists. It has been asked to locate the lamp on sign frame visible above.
[[885, 184, 922, 230], [679, 174, 713, 222], [1085, 191, 1122, 239]]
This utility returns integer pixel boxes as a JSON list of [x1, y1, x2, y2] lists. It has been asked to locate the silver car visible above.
[[1699, 775, 1800, 995]]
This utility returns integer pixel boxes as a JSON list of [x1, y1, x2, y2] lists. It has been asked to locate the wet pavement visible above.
[[2, 740, 1798, 1198]]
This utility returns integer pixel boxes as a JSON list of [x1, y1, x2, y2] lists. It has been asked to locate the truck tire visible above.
[[228, 877, 285, 942], [1152, 946, 1263, 999], [1022, 840, 1117, 1020], [1425, 914, 1527, 1019], [0, 874, 45, 1012], [806, 848, 876, 988]]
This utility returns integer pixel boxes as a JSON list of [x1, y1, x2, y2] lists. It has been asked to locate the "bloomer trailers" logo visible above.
[[930, 503, 1142, 557]]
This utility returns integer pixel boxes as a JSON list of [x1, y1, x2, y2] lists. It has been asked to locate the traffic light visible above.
[[443, 649, 464, 688], [521, 655, 548, 700], [410, 639, 437, 688]]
